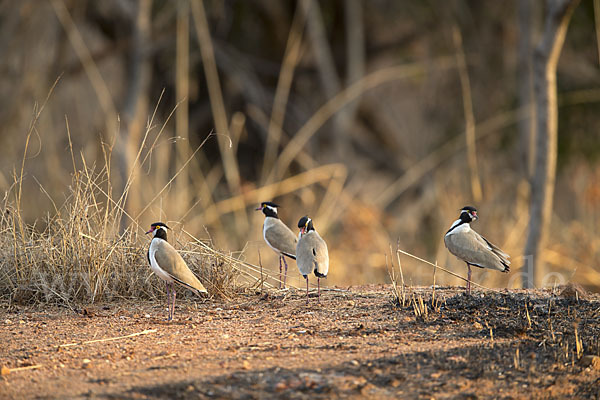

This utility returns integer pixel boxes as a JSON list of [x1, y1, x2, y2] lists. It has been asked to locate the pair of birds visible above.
[[145, 204, 508, 320], [256, 201, 329, 303], [145, 201, 329, 320]]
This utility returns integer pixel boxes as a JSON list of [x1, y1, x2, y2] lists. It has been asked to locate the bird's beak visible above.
[[472, 212, 478, 220], [255, 206, 263, 211], [145, 228, 154, 234]]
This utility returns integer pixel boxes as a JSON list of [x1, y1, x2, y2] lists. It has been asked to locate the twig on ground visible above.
[[58, 329, 157, 348], [1, 364, 43, 375], [152, 353, 176, 361]]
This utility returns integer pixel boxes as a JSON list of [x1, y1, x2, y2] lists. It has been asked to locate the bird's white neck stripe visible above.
[[445, 219, 470, 236], [265, 205, 277, 215]]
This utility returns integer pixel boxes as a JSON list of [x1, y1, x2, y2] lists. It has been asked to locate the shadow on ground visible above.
[[121, 290, 600, 399]]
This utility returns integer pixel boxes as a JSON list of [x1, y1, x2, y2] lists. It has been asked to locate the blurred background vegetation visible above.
[[1, 0, 599, 300]]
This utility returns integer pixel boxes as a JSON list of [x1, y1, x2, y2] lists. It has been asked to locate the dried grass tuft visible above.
[[0, 160, 244, 306]]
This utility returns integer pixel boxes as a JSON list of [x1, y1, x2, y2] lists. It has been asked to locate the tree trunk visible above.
[[517, 0, 536, 180], [523, 0, 579, 288]]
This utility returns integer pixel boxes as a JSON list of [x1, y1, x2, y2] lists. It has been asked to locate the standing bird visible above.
[[296, 216, 329, 303], [256, 202, 297, 288], [444, 206, 510, 294], [146, 222, 207, 320]]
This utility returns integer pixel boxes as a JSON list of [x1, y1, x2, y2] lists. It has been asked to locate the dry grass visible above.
[[388, 246, 445, 320], [0, 159, 251, 306]]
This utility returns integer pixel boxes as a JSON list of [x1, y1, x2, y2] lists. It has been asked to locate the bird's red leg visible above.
[[306, 276, 309, 304], [166, 282, 170, 320], [318, 278, 321, 303], [466, 263, 472, 295], [282, 257, 289, 289], [279, 256, 283, 289], [171, 287, 176, 321]]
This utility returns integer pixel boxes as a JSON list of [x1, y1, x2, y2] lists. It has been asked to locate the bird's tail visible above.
[[314, 267, 327, 278]]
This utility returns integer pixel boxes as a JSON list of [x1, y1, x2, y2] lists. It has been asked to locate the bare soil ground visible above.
[[1, 285, 599, 399]]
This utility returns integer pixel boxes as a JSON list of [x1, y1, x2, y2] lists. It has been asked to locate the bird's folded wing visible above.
[[478, 233, 511, 265], [312, 234, 329, 276], [265, 221, 297, 258], [445, 231, 506, 271], [154, 241, 208, 293]]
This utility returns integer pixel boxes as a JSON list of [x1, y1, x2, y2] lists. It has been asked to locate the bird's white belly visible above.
[[149, 243, 173, 283]]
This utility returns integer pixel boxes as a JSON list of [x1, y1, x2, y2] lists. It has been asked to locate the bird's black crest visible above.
[[150, 222, 170, 229], [460, 206, 477, 213], [258, 202, 279, 218], [298, 216, 314, 231], [298, 215, 309, 228], [147, 222, 170, 240]]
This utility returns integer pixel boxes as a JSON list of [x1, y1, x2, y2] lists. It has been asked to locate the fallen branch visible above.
[[58, 329, 157, 348], [152, 353, 176, 361], [396, 248, 502, 293], [1, 364, 43, 375]]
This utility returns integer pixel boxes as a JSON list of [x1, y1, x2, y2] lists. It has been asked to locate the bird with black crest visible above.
[[256, 201, 297, 288], [444, 206, 510, 294], [146, 222, 207, 320], [296, 215, 329, 303]]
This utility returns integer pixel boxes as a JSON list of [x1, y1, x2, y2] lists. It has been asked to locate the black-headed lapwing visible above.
[[256, 202, 297, 288], [146, 222, 207, 320], [444, 206, 510, 294], [296, 216, 329, 303]]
